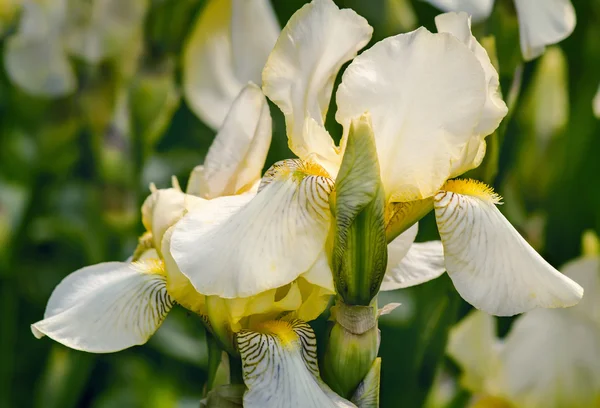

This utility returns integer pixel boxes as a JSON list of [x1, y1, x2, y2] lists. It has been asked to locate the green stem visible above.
[[229, 355, 244, 385], [205, 331, 223, 394]]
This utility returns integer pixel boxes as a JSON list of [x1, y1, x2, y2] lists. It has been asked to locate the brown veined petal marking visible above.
[[237, 319, 356, 408], [31, 260, 175, 353], [261, 158, 333, 202], [170, 158, 335, 299]]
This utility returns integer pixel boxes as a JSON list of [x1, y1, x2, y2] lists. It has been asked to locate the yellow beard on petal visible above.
[[253, 320, 298, 347], [132, 258, 166, 277], [259, 158, 332, 191], [441, 178, 502, 204]]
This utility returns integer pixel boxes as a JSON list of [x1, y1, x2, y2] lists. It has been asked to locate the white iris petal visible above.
[[31, 261, 174, 353], [262, 0, 372, 173], [434, 189, 583, 316], [238, 319, 357, 408], [336, 27, 488, 202], [183, 0, 279, 128]]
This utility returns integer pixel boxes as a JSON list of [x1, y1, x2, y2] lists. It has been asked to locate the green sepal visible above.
[[331, 114, 387, 305]]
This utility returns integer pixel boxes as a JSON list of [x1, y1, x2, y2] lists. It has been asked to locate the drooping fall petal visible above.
[[434, 180, 583, 316], [238, 319, 356, 407], [31, 260, 174, 352], [170, 159, 334, 299]]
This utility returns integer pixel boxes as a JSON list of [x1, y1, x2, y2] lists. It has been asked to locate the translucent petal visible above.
[[238, 319, 356, 408], [186, 83, 272, 199], [499, 308, 600, 407], [513, 0, 576, 61], [561, 256, 600, 324], [381, 240, 446, 291], [434, 12, 508, 177], [447, 310, 500, 393], [336, 27, 487, 202], [171, 160, 334, 298], [262, 0, 372, 169], [422, 0, 495, 23], [31, 261, 174, 352], [183, 0, 279, 128], [434, 189, 583, 316]]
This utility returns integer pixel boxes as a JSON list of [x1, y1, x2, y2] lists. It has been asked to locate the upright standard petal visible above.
[[434, 179, 583, 316], [262, 0, 372, 169], [31, 260, 174, 352], [336, 28, 487, 202], [238, 319, 356, 408], [435, 12, 508, 176], [499, 308, 600, 407], [183, 0, 279, 128], [513, 0, 576, 61], [422, 0, 495, 23], [171, 159, 334, 298], [186, 84, 272, 199]]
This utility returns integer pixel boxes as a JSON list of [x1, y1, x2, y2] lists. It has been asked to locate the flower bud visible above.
[[331, 114, 387, 305], [322, 299, 379, 399]]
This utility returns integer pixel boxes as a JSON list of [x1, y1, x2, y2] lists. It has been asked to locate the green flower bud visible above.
[[331, 114, 387, 305], [322, 299, 379, 400]]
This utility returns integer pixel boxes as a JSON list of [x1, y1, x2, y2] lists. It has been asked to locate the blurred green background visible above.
[[1, 0, 599, 407]]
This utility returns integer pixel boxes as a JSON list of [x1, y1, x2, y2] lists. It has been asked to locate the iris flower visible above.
[[423, 0, 576, 61], [169, 1, 582, 404], [448, 252, 600, 407], [31, 82, 272, 352]]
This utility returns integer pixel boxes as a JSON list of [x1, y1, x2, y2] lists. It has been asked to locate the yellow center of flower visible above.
[[254, 320, 298, 347], [132, 258, 166, 277], [259, 158, 332, 191], [441, 178, 502, 204]]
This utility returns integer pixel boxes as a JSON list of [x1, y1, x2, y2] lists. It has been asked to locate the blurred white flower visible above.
[[448, 251, 600, 408], [183, 0, 280, 129], [423, 0, 576, 61], [594, 83, 600, 119], [4, 0, 147, 97]]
